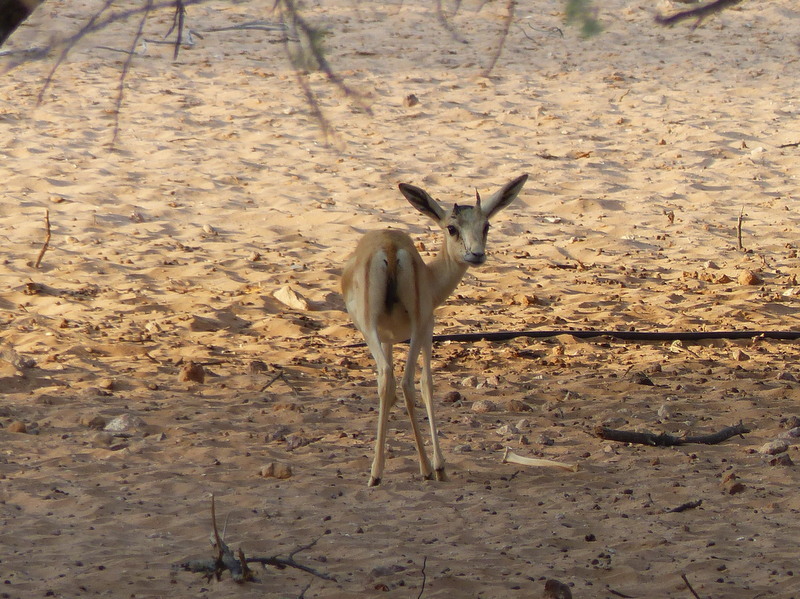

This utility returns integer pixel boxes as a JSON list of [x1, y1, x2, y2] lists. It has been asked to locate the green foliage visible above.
[[565, 0, 602, 37]]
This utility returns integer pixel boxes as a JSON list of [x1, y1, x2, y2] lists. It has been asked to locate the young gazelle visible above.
[[341, 174, 528, 486]]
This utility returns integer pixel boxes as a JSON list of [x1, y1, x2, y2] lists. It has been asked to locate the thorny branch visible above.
[[178, 495, 334, 583]]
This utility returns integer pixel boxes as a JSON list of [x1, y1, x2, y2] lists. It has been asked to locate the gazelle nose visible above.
[[465, 252, 486, 265]]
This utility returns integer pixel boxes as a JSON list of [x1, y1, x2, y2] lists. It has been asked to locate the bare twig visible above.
[[655, 0, 744, 29], [417, 556, 428, 599], [736, 207, 744, 251], [681, 573, 703, 599], [34, 209, 51, 269]]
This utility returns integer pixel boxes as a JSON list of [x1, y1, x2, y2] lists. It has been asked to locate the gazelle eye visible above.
[[483, 223, 490, 237], [447, 225, 458, 237]]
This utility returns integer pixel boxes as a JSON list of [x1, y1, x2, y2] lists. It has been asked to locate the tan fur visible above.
[[341, 175, 528, 486]]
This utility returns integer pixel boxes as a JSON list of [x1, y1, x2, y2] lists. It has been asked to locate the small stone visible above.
[[721, 472, 745, 494], [769, 452, 794, 467], [248, 251, 261, 262], [759, 440, 789, 455], [286, 434, 310, 451], [516, 418, 531, 430], [403, 94, 419, 107], [7, 421, 26, 433], [453, 444, 472, 453], [80, 415, 107, 430], [506, 399, 531, 412], [715, 274, 733, 284], [178, 361, 205, 383], [104, 413, 147, 433], [732, 349, 750, 362], [260, 462, 293, 479], [631, 372, 654, 386], [738, 270, 762, 286], [202, 224, 218, 236], [471, 399, 497, 414], [497, 424, 519, 436], [97, 378, 115, 391], [461, 376, 479, 388], [248, 360, 269, 375], [537, 434, 555, 446], [778, 371, 797, 382], [543, 578, 573, 599], [443, 391, 463, 404], [657, 404, 674, 420]]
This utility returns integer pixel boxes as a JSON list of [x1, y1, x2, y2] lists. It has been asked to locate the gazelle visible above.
[[341, 174, 528, 486]]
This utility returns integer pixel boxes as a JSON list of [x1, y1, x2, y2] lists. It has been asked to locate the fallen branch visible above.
[[666, 499, 702, 513], [347, 329, 800, 348], [33, 209, 51, 269], [595, 422, 750, 447], [655, 0, 744, 29], [502, 448, 579, 472], [177, 495, 334, 583]]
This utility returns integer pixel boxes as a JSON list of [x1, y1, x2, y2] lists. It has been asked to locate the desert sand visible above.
[[1, 0, 800, 597]]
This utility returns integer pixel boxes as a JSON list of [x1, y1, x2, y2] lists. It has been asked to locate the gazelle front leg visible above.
[[418, 328, 445, 481]]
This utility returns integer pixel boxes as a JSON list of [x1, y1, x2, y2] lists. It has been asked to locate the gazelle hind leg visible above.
[[366, 337, 396, 487], [399, 334, 434, 480], [419, 328, 445, 481]]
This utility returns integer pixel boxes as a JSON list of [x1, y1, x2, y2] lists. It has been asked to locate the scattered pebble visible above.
[[506, 399, 531, 412], [471, 399, 497, 414], [732, 349, 750, 362], [543, 578, 573, 599], [759, 440, 789, 455], [769, 453, 794, 467], [80, 415, 107, 430], [443, 391, 463, 404], [7, 421, 27, 434], [738, 270, 762, 286], [104, 413, 147, 433], [178, 361, 205, 383], [721, 472, 745, 495], [260, 462, 293, 479], [403, 94, 419, 107]]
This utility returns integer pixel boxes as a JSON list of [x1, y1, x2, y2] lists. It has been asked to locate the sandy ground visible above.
[[2, 0, 800, 597]]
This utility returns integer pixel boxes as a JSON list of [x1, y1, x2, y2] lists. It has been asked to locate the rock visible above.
[[506, 399, 531, 412], [453, 444, 472, 453], [738, 270, 762, 286], [721, 472, 745, 495], [260, 462, 293, 479], [97, 378, 115, 390], [442, 391, 463, 404], [516, 418, 531, 430], [732, 349, 750, 362], [248, 360, 269, 374], [80, 415, 107, 430], [543, 578, 573, 599], [497, 424, 519, 436], [778, 371, 798, 382], [104, 413, 147, 433], [461, 376, 479, 387], [657, 404, 675, 420], [273, 285, 310, 311], [189, 315, 225, 332], [631, 372, 654, 386], [781, 427, 800, 439], [178, 361, 205, 383], [286, 434, 310, 451], [769, 453, 794, 467], [7, 421, 26, 433], [759, 440, 789, 455], [536, 434, 555, 446], [403, 94, 419, 107], [471, 399, 497, 414], [715, 274, 733, 284]]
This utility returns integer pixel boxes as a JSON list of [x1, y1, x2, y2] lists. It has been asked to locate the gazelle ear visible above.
[[398, 183, 446, 223], [479, 174, 528, 219]]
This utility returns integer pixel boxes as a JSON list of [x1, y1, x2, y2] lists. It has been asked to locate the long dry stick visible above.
[[34, 209, 51, 269], [737, 207, 744, 251]]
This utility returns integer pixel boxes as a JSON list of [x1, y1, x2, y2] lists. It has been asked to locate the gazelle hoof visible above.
[[434, 468, 446, 482], [368, 476, 381, 487]]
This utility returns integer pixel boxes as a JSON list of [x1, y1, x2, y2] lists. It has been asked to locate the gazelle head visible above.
[[398, 174, 528, 266]]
